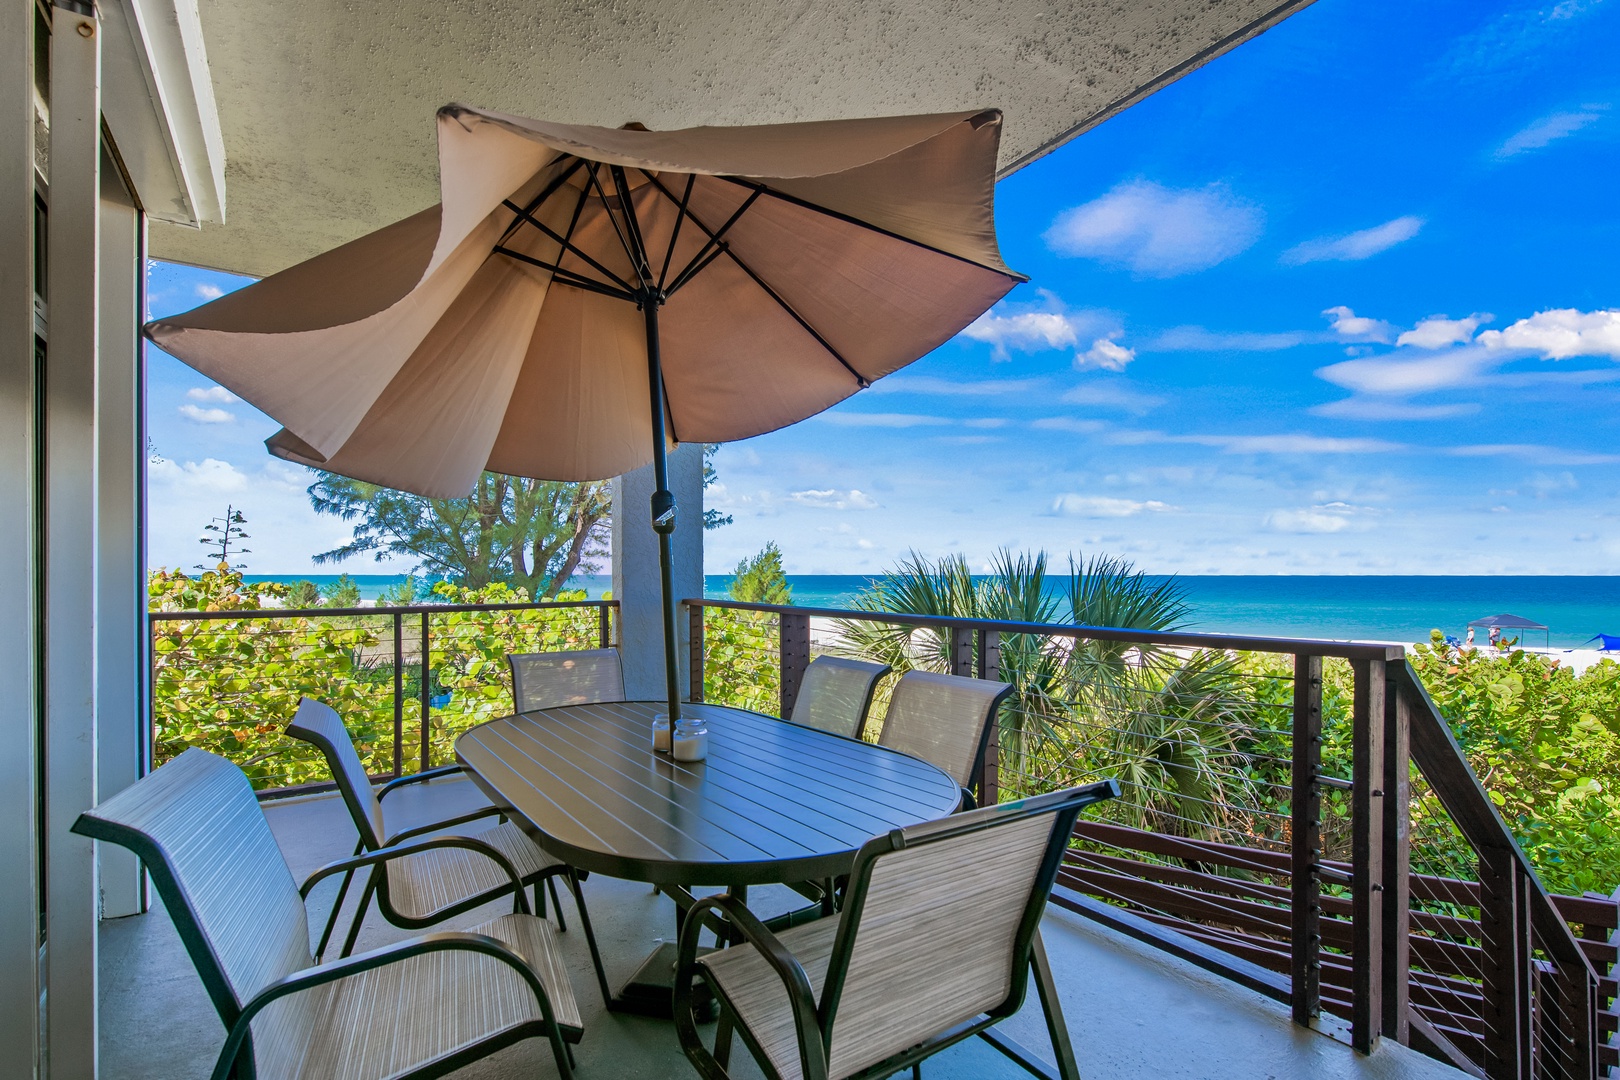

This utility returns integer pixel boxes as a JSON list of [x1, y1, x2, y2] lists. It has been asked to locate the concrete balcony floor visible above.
[[100, 776, 1466, 1080]]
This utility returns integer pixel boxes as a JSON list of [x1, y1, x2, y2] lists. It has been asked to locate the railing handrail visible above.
[[684, 596, 1407, 661], [149, 598, 618, 622]]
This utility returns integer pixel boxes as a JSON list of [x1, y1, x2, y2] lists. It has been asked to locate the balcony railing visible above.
[[685, 597, 1617, 1080], [148, 598, 616, 793]]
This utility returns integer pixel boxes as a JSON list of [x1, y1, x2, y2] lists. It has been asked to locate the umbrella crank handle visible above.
[[651, 489, 676, 534]]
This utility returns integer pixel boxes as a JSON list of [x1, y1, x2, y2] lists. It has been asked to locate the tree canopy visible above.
[[308, 472, 610, 599], [728, 542, 792, 604]]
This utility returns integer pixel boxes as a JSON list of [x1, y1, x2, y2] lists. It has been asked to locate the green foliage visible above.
[[285, 580, 321, 609], [308, 471, 609, 598], [1409, 639, 1620, 895], [321, 573, 362, 609], [376, 574, 423, 607], [701, 607, 780, 715], [703, 444, 732, 531], [149, 566, 605, 790], [728, 543, 792, 604]]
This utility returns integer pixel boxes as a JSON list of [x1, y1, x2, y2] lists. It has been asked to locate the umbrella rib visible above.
[[497, 157, 585, 247], [582, 162, 643, 284], [609, 164, 653, 286], [643, 173, 869, 389], [491, 246, 636, 302], [654, 172, 696, 292], [662, 188, 761, 296], [715, 175, 1029, 284], [500, 199, 638, 295]]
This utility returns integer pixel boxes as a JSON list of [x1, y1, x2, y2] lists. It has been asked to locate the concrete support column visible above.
[[45, 4, 102, 1076], [0, 0, 42, 1071], [612, 442, 704, 701]]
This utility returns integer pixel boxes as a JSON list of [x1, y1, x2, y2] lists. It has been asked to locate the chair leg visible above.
[[714, 1013, 734, 1070], [565, 870, 613, 1007], [912, 1064, 922, 1080], [314, 839, 366, 961], [535, 879, 547, 918], [340, 871, 378, 959], [547, 875, 567, 932], [1031, 928, 1082, 1080]]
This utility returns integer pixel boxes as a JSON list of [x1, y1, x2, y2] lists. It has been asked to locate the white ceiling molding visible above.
[[99, 0, 226, 226]]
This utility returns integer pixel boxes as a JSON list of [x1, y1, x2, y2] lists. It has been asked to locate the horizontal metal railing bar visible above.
[[151, 598, 616, 622], [685, 596, 1407, 660]]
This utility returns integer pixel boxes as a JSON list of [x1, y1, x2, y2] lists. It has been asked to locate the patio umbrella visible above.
[[144, 105, 1025, 721]]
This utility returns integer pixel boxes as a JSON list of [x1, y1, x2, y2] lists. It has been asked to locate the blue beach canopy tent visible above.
[[1468, 613, 1550, 648], [1581, 634, 1620, 652]]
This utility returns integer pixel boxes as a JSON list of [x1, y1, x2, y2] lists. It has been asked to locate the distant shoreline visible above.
[[236, 573, 1620, 649]]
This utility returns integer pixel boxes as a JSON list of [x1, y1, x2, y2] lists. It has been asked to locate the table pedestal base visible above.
[[607, 941, 719, 1021]]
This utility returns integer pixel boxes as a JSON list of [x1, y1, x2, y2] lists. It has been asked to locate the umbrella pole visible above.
[[642, 296, 683, 723]]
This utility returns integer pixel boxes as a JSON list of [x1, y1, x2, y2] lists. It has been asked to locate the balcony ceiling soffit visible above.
[[150, 0, 1314, 277]]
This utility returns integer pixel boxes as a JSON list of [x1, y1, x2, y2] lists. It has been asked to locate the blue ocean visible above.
[[244, 573, 1620, 649]]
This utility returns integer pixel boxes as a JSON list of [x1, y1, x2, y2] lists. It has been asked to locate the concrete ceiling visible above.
[[152, 0, 1314, 278]]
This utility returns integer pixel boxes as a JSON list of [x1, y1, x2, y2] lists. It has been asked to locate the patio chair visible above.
[[874, 670, 1013, 809], [72, 748, 584, 1080], [510, 647, 626, 712], [285, 698, 610, 1005], [673, 780, 1121, 1080], [787, 656, 891, 739]]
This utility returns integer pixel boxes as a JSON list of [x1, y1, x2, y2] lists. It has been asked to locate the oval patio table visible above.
[[454, 699, 963, 1016]]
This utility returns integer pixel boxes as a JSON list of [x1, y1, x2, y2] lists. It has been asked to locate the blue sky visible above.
[[146, 0, 1620, 577]]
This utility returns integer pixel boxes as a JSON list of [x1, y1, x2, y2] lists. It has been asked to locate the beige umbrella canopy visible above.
[[145, 104, 1024, 717]]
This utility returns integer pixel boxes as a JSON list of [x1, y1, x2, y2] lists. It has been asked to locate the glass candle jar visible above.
[[651, 713, 672, 753], [672, 715, 708, 762]]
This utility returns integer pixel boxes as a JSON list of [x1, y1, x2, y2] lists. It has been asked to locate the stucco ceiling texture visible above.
[[152, 0, 1313, 277]]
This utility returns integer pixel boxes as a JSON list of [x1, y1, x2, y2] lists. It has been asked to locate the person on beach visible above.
[[1489, 626, 1501, 649], [1466, 627, 1475, 648]]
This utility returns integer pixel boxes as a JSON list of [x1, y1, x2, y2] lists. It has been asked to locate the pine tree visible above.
[[728, 542, 792, 604]]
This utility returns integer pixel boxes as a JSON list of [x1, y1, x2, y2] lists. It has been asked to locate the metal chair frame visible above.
[[673, 780, 1120, 1080], [72, 750, 582, 1080]]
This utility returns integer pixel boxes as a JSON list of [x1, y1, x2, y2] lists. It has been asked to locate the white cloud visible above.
[[816, 412, 952, 428], [1476, 308, 1620, 359], [1284, 216, 1424, 265], [1192, 433, 1404, 455], [1050, 494, 1176, 518], [1495, 107, 1607, 159], [186, 385, 239, 403], [1266, 502, 1372, 534], [963, 418, 1007, 429], [958, 291, 1117, 362], [1322, 306, 1395, 343], [147, 457, 251, 495], [178, 403, 237, 424], [1060, 382, 1165, 414], [1310, 397, 1479, 421], [1396, 314, 1489, 349], [787, 488, 880, 510], [1315, 347, 1496, 394], [1445, 444, 1620, 466], [1149, 326, 1315, 351], [871, 375, 1044, 396], [1077, 335, 1135, 372], [195, 283, 224, 301], [1044, 180, 1263, 277], [1031, 417, 1109, 434]]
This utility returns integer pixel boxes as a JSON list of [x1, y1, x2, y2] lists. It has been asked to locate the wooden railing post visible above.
[[687, 604, 705, 703], [1481, 848, 1534, 1079], [976, 630, 1001, 806], [598, 602, 612, 649], [779, 612, 811, 719], [1383, 667, 1412, 1045], [1291, 653, 1323, 1029], [1351, 658, 1387, 1054], [949, 625, 974, 677]]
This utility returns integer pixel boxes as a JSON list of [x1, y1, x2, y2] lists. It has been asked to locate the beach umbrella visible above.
[[144, 105, 1025, 721]]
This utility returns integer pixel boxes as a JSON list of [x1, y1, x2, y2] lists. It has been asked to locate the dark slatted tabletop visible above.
[[455, 700, 963, 886]]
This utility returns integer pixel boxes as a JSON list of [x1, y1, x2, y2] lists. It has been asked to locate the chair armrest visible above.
[[384, 804, 505, 845], [209, 930, 567, 1080], [674, 893, 828, 1080], [300, 834, 531, 915], [377, 764, 464, 800]]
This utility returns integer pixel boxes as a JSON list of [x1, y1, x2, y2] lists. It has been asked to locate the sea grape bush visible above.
[[149, 568, 605, 789]]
